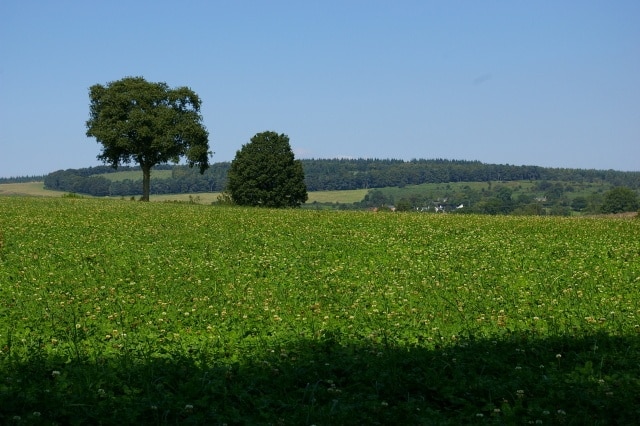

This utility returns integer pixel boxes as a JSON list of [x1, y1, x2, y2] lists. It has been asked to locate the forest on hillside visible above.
[[41, 159, 640, 198]]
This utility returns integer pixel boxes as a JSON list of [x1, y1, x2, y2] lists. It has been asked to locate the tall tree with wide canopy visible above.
[[227, 131, 307, 207], [86, 76, 210, 201]]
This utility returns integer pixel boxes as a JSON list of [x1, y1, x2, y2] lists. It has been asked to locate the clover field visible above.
[[0, 197, 639, 425]]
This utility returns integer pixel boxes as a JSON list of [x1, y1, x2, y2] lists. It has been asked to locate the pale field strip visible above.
[[0, 182, 367, 204]]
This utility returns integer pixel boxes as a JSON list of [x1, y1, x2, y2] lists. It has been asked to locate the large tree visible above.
[[600, 186, 639, 214], [86, 76, 210, 201], [227, 131, 307, 207]]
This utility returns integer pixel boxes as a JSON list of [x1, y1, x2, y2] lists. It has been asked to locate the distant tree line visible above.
[[0, 175, 46, 184], [302, 159, 640, 190], [43, 164, 229, 197], [43, 158, 640, 197]]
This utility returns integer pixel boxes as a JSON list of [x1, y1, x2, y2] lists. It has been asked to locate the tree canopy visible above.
[[600, 186, 639, 214], [86, 76, 210, 201], [226, 131, 307, 207]]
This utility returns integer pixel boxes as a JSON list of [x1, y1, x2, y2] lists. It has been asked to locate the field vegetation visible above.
[[0, 198, 639, 424], [0, 182, 55, 197]]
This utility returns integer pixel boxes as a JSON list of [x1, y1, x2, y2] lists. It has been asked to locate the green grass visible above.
[[149, 192, 221, 204], [151, 189, 367, 205], [306, 189, 368, 204], [1, 198, 639, 424], [148, 190, 366, 205]]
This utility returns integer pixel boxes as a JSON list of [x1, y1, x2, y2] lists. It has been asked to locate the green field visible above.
[[1, 198, 639, 424], [150, 189, 367, 205], [305, 189, 369, 204]]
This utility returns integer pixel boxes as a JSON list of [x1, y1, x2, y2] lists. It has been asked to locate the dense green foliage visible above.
[[1, 198, 639, 424], [44, 164, 229, 197], [43, 159, 640, 200], [227, 131, 308, 207], [356, 181, 639, 216], [600, 186, 639, 214], [301, 158, 640, 191], [86, 76, 211, 201]]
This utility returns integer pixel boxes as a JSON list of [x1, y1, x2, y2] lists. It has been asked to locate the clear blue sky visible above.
[[1, 0, 639, 178]]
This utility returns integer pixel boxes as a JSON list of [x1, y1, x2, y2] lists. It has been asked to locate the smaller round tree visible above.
[[227, 131, 307, 207]]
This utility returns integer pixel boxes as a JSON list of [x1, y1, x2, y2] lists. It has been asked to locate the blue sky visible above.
[[1, 0, 639, 178]]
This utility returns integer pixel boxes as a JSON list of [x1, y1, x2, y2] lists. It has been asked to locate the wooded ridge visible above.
[[38, 158, 640, 197]]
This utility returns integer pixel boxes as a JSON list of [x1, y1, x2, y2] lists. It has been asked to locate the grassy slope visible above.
[[0, 197, 638, 424], [0, 182, 58, 197], [0, 182, 368, 204]]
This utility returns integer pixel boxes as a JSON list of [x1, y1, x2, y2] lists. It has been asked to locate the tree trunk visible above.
[[141, 164, 151, 201]]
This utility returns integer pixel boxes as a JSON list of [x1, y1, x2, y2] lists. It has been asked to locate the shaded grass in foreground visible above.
[[1, 332, 639, 425]]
